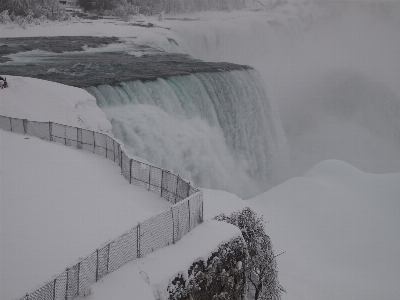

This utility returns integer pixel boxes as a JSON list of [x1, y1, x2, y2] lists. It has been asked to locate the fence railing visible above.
[[0, 115, 203, 300]]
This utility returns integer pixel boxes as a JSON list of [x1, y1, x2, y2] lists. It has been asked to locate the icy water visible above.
[[1, 36, 280, 198], [0, 36, 250, 87], [0, 36, 121, 62]]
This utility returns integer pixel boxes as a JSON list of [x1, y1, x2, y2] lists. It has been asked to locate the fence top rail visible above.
[[1, 114, 199, 192], [1, 114, 203, 300], [14, 188, 203, 300], [1, 115, 172, 172]]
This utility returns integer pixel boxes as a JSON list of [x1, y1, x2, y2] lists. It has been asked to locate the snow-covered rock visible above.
[[0, 75, 112, 133], [80, 220, 243, 300]]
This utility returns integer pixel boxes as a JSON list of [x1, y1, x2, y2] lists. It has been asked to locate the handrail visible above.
[[0, 115, 203, 300]]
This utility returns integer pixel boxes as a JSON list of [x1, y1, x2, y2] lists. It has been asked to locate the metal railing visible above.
[[0, 115, 203, 300]]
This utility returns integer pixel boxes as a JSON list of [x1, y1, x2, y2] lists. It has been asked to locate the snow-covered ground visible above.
[[0, 129, 172, 300], [81, 220, 241, 300], [0, 76, 111, 133], [1, 2, 400, 300], [0, 60, 242, 300], [80, 159, 400, 300], [248, 160, 400, 300]]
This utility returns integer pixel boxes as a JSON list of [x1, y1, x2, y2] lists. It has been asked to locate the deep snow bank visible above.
[[0, 76, 111, 133], [76, 220, 242, 300], [247, 160, 400, 300], [0, 130, 170, 300], [77, 158, 400, 300]]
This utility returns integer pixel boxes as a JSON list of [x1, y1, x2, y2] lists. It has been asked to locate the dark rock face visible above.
[[0, 36, 251, 88], [167, 237, 247, 300]]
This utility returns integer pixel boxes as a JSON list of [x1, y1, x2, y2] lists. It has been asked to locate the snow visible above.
[[202, 189, 246, 220], [0, 130, 171, 300], [1, 3, 400, 300], [72, 159, 400, 300], [0, 71, 246, 300], [0, 7, 311, 55], [247, 160, 400, 300], [76, 220, 241, 300], [0, 76, 112, 133]]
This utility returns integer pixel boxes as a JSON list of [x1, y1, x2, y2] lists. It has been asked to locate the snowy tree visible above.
[[167, 237, 247, 300], [77, 0, 117, 11], [214, 207, 285, 300], [74, 0, 246, 14]]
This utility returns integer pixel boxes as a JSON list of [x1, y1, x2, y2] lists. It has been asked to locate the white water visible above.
[[171, 2, 400, 178], [88, 1, 400, 198], [87, 69, 288, 199]]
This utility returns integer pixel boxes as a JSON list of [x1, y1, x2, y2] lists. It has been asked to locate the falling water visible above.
[[87, 69, 288, 199]]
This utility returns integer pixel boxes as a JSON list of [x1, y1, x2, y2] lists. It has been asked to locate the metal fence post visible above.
[[95, 249, 99, 282], [49, 122, 53, 142], [160, 169, 164, 198], [188, 199, 191, 231], [113, 139, 115, 162], [93, 131, 95, 153], [65, 268, 69, 300], [129, 159, 132, 184], [77, 262, 81, 296], [137, 223, 141, 258], [171, 207, 175, 244], [23, 119, 27, 134], [64, 125, 67, 145], [175, 175, 179, 204], [105, 136, 108, 159], [76, 128, 80, 150], [106, 244, 110, 274], [148, 166, 151, 191], [53, 278, 57, 300], [9, 117, 12, 131], [201, 192, 204, 223], [119, 145, 122, 170]]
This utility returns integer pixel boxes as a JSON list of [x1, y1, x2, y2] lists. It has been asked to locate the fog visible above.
[[176, 0, 400, 184], [269, 0, 400, 178], [282, 3, 400, 175]]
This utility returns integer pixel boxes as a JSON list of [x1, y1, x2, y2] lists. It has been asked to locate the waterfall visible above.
[[169, 8, 400, 177], [87, 69, 287, 199]]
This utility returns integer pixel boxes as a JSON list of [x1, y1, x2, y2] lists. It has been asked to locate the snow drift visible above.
[[248, 160, 400, 300], [0, 76, 112, 133]]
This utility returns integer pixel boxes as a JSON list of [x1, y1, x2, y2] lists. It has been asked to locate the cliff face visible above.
[[167, 237, 247, 300]]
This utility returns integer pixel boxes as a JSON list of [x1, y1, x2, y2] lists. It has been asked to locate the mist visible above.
[[175, 0, 400, 185], [269, 0, 400, 178], [90, 70, 288, 199]]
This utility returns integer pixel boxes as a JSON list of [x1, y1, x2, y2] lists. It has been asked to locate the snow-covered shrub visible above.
[[75, 0, 247, 16], [167, 237, 247, 300], [0, 10, 12, 24], [113, 1, 140, 21], [0, 1, 69, 28], [0, 0, 67, 24], [214, 207, 284, 300]]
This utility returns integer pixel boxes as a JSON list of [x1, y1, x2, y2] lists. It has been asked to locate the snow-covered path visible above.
[[0, 130, 170, 300]]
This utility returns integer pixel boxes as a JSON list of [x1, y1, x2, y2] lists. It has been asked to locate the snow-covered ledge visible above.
[[0, 75, 112, 134], [82, 220, 245, 300]]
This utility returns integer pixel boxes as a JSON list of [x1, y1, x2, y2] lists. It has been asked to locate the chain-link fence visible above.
[[0, 115, 204, 300]]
